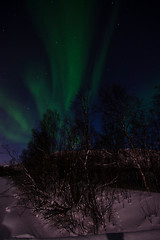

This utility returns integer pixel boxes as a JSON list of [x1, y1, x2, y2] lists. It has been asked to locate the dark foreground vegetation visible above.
[[5, 84, 160, 234], [0, 165, 17, 177]]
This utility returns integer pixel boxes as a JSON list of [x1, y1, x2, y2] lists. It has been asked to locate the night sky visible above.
[[0, 0, 160, 162]]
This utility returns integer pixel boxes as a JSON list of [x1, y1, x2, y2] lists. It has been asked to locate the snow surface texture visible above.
[[0, 177, 160, 240]]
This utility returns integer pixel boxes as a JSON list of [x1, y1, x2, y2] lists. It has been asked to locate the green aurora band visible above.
[[26, 0, 120, 115], [0, 90, 33, 143], [0, 0, 119, 143]]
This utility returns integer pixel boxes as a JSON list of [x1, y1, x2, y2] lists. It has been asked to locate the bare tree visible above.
[[99, 84, 150, 191]]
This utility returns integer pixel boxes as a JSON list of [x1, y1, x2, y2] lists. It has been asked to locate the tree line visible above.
[[9, 83, 160, 234]]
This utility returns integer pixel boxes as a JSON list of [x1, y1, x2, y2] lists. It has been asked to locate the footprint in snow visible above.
[[13, 233, 35, 238], [5, 207, 11, 213]]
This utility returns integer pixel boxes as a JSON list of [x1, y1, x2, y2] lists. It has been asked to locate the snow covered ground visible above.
[[0, 176, 160, 239]]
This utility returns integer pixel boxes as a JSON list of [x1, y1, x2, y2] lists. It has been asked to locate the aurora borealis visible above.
[[26, 0, 120, 114], [0, 0, 160, 157], [0, 0, 119, 144], [26, 0, 94, 114]]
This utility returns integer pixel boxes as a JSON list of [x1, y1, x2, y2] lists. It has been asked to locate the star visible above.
[[2, 24, 7, 33], [24, 106, 30, 111]]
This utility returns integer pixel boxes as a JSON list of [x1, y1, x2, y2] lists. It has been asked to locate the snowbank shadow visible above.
[[106, 232, 124, 240], [0, 224, 11, 240]]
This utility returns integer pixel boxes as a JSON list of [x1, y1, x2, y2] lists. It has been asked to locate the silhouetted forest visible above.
[[6, 84, 160, 234]]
